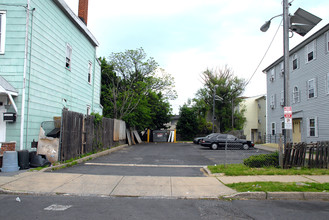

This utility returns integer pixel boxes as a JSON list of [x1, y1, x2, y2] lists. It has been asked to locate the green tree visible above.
[[100, 48, 175, 130], [195, 66, 246, 132], [176, 104, 199, 140]]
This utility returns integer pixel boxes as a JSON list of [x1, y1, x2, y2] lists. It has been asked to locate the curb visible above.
[[224, 191, 329, 200], [40, 144, 128, 172]]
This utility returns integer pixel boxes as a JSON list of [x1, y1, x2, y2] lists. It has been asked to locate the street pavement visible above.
[[1, 144, 329, 200]]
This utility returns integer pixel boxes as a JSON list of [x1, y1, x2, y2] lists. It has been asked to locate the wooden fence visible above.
[[60, 110, 125, 161], [283, 141, 329, 169]]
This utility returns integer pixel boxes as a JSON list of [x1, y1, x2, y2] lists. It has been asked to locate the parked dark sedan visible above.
[[193, 133, 218, 144], [200, 134, 254, 150]]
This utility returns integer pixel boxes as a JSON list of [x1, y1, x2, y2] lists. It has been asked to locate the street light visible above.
[[260, 0, 321, 147]]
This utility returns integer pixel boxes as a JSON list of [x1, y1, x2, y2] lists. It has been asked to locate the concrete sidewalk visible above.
[[1, 171, 329, 200], [0, 171, 236, 199]]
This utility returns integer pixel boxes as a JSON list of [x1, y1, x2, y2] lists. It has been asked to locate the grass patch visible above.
[[227, 181, 329, 192], [28, 165, 49, 172], [208, 164, 329, 176]]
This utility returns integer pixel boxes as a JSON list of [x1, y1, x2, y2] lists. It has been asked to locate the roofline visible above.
[[53, 0, 99, 47], [263, 23, 329, 73]]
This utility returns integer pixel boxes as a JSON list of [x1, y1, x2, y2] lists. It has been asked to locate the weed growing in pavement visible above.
[[226, 181, 329, 192], [208, 164, 329, 176]]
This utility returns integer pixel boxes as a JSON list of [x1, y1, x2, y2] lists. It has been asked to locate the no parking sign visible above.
[[284, 107, 292, 129]]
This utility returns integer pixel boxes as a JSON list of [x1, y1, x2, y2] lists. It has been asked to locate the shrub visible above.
[[243, 152, 279, 168]]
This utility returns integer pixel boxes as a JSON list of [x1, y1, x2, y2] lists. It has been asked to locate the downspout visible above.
[[25, 7, 35, 147], [20, 0, 30, 150], [91, 49, 96, 112]]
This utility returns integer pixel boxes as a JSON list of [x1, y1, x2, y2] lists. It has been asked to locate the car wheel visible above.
[[197, 140, 201, 144], [210, 143, 218, 150], [242, 144, 249, 150]]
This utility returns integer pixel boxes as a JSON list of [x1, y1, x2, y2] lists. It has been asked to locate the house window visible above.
[[270, 94, 276, 109], [293, 86, 300, 103], [0, 11, 6, 54], [88, 62, 92, 84], [87, 105, 91, 115], [307, 78, 317, 99], [280, 62, 284, 76], [292, 54, 298, 70], [269, 69, 275, 82], [307, 117, 318, 137], [66, 44, 72, 70], [327, 73, 329, 94], [326, 32, 329, 53], [306, 40, 316, 62], [271, 122, 276, 135], [280, 91, 284, 106]]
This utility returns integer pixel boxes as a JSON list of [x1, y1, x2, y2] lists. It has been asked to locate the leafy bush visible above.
[[243, 152, 279, 168]]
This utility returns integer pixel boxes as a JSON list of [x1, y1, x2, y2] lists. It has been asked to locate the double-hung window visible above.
[[271, 122, 276, 135], [293, 86, 300, 103], [88, 62, 92, 84], [327, 73, 329, 94], [0, 11, 6, 54], [307, 117, 318, 137], [307, 78, 317, 99], [292, 54, 298, 70], [326, 31, 329, 53], [306, 40, 316, 63], [66, 44, 72, 70]]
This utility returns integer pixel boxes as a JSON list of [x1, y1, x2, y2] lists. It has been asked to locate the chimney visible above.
[[78, 0, 89, 25]]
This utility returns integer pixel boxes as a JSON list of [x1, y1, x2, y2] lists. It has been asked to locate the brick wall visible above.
[[0, 142, 16, 155]]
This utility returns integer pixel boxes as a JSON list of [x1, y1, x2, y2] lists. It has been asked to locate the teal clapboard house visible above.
[[0, 0, 102, 150]]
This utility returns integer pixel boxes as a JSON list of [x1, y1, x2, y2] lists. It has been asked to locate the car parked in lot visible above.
[[200, 134, 254, 150], [193, 133, 218, 144]]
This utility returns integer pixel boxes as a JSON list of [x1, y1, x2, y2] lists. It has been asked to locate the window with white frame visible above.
[[327, 73, 329, 94], [270, 94, 276, 109], [0, 11, 6, 54], [271, 122, 276, 135], [307, 117, 318, 137], [87, 105, 91, 115], [326, 31, 329, 53], [307, 78, 317, 99], [292, 54, 298, 70], [269, 69, 275, 82], [306, 40, 316, 63], [280, 90, 284, 106], [66, 44, 72, 70], [88, 61, 92, 84], [280, 62, 284, 76], [293, 86, 300, 103]]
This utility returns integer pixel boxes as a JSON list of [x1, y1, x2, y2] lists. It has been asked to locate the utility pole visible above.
[[283, 0, 290, 146]]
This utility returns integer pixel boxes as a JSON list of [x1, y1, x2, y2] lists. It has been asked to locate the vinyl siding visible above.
[[266, 26, 329, 143], [0, 0, 101, 149]]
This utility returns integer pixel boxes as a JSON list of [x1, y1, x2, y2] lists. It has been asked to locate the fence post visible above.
[[279, 134, 284, 168]]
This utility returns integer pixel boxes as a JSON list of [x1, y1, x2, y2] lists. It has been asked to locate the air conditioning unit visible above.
[[3, 112, 16, 123], [270, 76, 274, 82], [270, 104, 274, 109], [280, 69, 284, 76]]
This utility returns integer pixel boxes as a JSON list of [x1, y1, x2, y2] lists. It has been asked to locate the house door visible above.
[[292, 119, 301, 143], [0, 104, 6, 142]]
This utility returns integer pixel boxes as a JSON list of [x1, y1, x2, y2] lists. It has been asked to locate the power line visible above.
[[244, 19, 283, 88]]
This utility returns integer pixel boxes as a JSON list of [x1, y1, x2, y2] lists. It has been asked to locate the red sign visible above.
[[284, 107, 292, 118]]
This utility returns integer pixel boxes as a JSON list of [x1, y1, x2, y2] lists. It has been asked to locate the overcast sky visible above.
[[66, 0, 329, 114]]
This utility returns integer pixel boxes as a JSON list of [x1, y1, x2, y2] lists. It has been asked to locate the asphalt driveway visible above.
[[54, 143, 269, 177]]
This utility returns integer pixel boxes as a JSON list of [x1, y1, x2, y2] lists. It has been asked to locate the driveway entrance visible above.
[[54, 143, 268, 177]]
